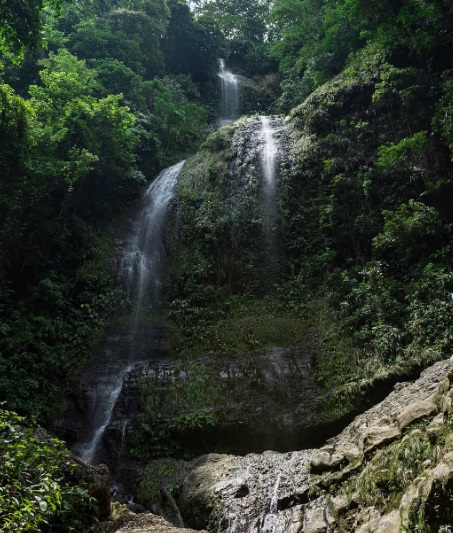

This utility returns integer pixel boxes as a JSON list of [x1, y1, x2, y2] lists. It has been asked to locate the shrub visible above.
[[0, 406, 97, 532]]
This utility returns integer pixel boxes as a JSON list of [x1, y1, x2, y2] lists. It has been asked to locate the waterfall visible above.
[[74, 363, 135, 463], [259, 116, 280, 244], [269, 473, 281, 514], [218, 58, 239, 125], [258, 115, 283, 281], [74, 161, 185, 463], [122, 160, 185, 318]]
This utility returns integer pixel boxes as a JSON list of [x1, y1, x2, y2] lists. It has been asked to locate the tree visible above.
[[196, 0, 273, 75], [29, 49, 141, 221], [162, 0, 225, 89], [0, 0, 62, 55], [144, 77, 208, 167], [66, 0, 169, 77], [0, 84, 33, 275]]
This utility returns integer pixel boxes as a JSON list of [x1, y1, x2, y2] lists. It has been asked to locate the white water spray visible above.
[[122, 160, 185, 317], [74, 364, 135, 463], [218, 59, 240, 125]]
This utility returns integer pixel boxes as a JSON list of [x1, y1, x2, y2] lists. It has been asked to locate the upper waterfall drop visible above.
[[218, 58, 240, 125], [122, 160, 185, 317]]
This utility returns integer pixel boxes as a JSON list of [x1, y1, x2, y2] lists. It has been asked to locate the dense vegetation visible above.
[[2, 0, 453, 526], [0, 406, 97, 531], [0, 0, 226, 421]]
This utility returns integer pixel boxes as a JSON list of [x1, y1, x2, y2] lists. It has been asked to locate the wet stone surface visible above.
[[178, 450, 314, 532], [52, 323, 168, 464]]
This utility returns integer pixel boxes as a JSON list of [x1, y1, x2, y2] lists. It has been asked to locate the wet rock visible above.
[[176, 358, 453, 532], [178, 450, 313, 531], [111, 502, 136, 520], [396, 394, 437, 429], [393, 381, 410, 392], [52, 323, 168, 465], [127, 503, 146, 514], [426, 412, 444, 435], [302, 498, 328, 532], [309, 359, 452, 476], [58, 337, 326, 495], [353, 507, 382, 532], [330, 494, 349, 516]]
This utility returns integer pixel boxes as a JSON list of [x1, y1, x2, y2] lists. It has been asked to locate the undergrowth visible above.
[[0, 406, 97, 532]]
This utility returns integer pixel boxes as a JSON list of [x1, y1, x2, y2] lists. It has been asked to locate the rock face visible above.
[[178, 451, 314, 532], [56, 331, 327, 492], [176, 358, 453, 532], [173, 114, 292, 299], [110, 341, 328, 494], [308, 359, 450, 475], [110, 342, 325, 493]]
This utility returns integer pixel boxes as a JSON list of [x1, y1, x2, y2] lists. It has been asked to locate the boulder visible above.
[[96, 513, 207, 533], [178, 450, 313, 531]]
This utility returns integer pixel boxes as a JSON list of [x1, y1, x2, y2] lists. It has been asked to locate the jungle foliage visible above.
[[271, 0, 453, 109], [2, 0, 453, 522], [0, 406, 97, 532], [0, 0, 222, 422]]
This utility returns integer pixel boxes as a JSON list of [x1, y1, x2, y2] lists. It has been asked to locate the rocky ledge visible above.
[[96, 510, 206, 533], [170, 357, 453, 532]]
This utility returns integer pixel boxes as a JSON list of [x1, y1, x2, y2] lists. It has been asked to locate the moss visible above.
[[165, 36, 453, 424], [169, 297, 309, 356], [351, 431, 436, 511]]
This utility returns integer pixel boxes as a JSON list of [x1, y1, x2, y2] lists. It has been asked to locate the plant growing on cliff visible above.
[[131, 361, 223, 459]]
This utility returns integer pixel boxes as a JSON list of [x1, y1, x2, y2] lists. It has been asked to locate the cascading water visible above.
[[218, 58, 240, 125], [122, 160, 185, 318], [73, 161, 185, 463], [73, 363, 135, 462], [213, 452, 306, 533], [259, 116, 281, 245]]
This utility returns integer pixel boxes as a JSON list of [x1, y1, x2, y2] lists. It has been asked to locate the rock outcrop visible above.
[[57, 338, 328, 493], [178, 450, 314, 532], [175, 357, 453, 532], [110, 343, 325, 493], [53, 323, 168, 463]]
